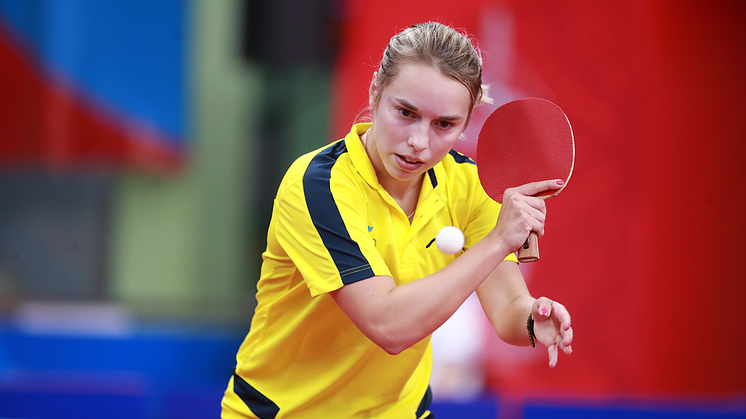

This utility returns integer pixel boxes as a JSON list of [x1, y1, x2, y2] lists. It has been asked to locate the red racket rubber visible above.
[[477, 98, 574, 262]]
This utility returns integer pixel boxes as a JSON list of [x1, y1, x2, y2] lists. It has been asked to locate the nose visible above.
[[408, 124, 429, 151]]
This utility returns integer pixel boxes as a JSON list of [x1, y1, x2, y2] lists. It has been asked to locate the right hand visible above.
[[490, 180, 564, 253]]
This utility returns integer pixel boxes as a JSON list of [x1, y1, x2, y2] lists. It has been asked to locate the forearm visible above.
[[476, 261, 536, 346], [386, 239, 512, 347], [492, 294, 535, 346], [333, 234, 513, 354]]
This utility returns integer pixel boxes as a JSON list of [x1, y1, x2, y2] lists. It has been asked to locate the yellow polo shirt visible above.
[[222, 123, 516, 418]]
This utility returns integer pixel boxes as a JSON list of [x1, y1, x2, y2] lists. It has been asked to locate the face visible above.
[[368, 63, 472, 190]]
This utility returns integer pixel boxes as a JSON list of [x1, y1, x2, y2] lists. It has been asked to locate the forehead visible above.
[[381, 63, 471, 117]]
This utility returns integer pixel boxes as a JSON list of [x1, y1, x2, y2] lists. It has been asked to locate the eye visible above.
[[436, 120, 455, 129], [398, 108, 414, 118]]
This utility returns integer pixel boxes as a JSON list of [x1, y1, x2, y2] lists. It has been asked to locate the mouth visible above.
[[396, 154, 424, 170]]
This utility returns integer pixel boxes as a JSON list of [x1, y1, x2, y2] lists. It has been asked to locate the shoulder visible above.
[[280, 139, 352, 190], [438, 149, 479, 186], [436, 148, 496, 215], [444, 149, 477, 166]]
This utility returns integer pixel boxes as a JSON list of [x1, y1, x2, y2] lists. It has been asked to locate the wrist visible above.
[[488, 235, 515, 264], [527, 312, 536, 347]]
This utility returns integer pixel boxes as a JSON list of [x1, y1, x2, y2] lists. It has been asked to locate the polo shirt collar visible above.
[[345, 122, 446, 199], [346, 123, 381, 190]]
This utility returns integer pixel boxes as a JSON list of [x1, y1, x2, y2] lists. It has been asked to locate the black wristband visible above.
[[527, 313, 536, 347]]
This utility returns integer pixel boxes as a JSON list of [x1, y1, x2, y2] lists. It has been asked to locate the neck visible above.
[[362, 129, 423, 217], [380, 172, 424, 221]]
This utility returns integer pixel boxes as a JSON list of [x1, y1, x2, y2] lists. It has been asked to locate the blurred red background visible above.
[[331, 0, 746, 401]]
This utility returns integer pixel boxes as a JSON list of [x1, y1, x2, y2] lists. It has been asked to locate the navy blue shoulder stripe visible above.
[[427, 150, 475, 189], [449, 149, 476, 165], [302, 141, 375, 285], [427, 168, 437, 188]]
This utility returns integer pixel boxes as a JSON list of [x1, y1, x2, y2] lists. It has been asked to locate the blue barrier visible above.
[[0, 322, 243, 419], [0, 322, 743, 419]]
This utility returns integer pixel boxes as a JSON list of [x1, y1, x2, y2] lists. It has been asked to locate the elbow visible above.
[[380, 341, 408, 356], [368, 325, 415, 355]]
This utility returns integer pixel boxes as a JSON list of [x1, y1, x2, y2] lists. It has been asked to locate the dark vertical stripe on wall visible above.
[[241, 0, 339, 65], [303, 141, 374, 284]]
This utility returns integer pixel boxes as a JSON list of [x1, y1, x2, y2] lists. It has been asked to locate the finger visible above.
[[561, 325, 574, 348], [505, 192, 548, 216], [547, 343, 558, 369], [502, 193, 548, 238], [509, 201, 545, 239], [524, 202, 548, 237], [563, 343, 573, 356], [534, 297, 553, 318], [514, 179, 564, 198], [560, 330, 573, 356], [553, 302, 572, 330]]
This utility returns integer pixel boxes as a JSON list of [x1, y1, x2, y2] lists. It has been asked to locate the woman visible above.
[[222, 22, 573, 419]]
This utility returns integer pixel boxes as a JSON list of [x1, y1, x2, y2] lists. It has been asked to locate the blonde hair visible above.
[[367, 22, 491, 126]]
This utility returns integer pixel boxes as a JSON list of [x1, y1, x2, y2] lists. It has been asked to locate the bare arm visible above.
[[331, 231, 511, 355], [476, 261, 534, 345], [477, 260, 574, 368], [330, 180, 563, 355]]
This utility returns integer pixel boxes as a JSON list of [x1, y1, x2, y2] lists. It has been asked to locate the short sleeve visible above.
[[274, 145, 391, 297]]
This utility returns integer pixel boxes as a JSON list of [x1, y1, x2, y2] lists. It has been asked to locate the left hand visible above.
[[532, 297, 574, 368]]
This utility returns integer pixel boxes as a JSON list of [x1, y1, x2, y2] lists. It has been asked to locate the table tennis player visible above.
[[221, 21, 573, 419]]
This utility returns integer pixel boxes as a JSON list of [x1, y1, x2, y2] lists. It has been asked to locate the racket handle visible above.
[[517, 231, 540, 263]]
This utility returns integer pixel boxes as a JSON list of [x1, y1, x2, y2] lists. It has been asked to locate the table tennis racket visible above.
[[477, 98, 575, 262]]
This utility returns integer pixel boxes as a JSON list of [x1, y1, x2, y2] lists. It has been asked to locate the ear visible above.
[[368, 71, 379, 107]]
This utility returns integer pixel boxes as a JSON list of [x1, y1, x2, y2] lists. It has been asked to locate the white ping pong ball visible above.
[[436, 226, 465, 255]]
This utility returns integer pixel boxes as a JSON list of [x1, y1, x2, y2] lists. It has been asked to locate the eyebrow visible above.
[[395, 98, 464, 121]]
